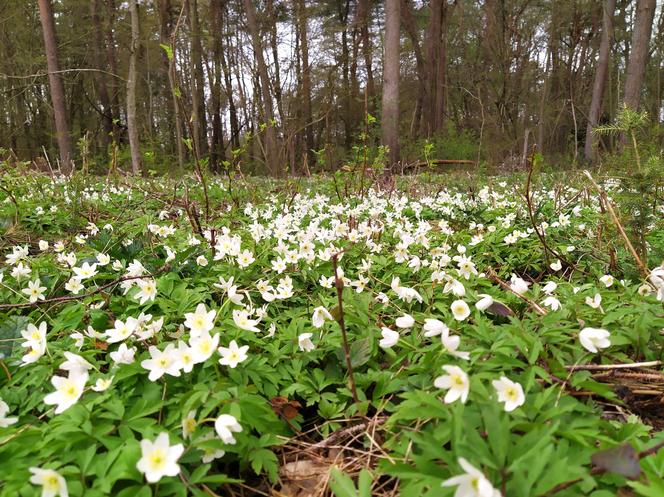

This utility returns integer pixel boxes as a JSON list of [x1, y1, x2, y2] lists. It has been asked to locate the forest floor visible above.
[[0, 168, 663, 497]]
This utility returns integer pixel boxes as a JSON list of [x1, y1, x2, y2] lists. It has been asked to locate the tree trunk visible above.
[[297, 0, 313, 163], [381, 0, 400, 168], [266, 0, 285, 125], [210, 0, 225, 170], [127, 0, 141, 174], [358, 0, 375, 114], [90, 0, 113, 151], [242, 0, 281, 175], [187, 0, 209, 158], [623, 0, 656, 110], [585, 0, 616, 163], [220, 6, 240, 151], [424, 0, 444, 136], [105, 0, 122, 140], [400, 0, 426, 139], [37, 0, 73, 172]]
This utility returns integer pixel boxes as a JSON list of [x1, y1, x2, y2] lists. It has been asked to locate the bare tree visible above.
[[37, 0, 73, 172], [585, 0, 616, 163], [624, 0, 657, 110], [127, 0, 141, 174], [297, 0, 313, 163], [381, 0, 401, 168], [242, 0, 281, 175]]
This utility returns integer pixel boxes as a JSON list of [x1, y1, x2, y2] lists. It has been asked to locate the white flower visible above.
[[395, 314, 415, 329], [199, 432, 226, 463], [141, 344, 182, 381], [60, 352, 93, 376], [492, 376, 525, 412], [585, 293, 602, 309], [189, 332, 220, 364], [91, 377, 113, 392], [11, 261, 32, 279], [96, 253, 111, 266], [72, 262, 98, 280], [579, 327, 611, 353], [441, 332, 470, 360], [65, 278, 84, 295], [175, 341, 195, 373], [541, 296, 561, 311], [105, 317, 139, 343], [434, 365, 469, 404], [29, 467, 69, 497], [232, 309, 261, 333], [509, 274, 530, 295], [218, 340, 249, 368], [298, 333, 315, 352], [450, 300, 471, 321], [184, 304, 216, 338], [38, 240, 49, 251], [475, 294, 494, 311], [196, 255, 208, 267], [22, 278, 47, 303], [135, 279, 157, 305], [442, 458, 500, 497], [110, 343, 137, 365], [43, 371, 88, 414], [237, 250, 255, 268], [599, 275, 614, 288], [379, 327, 399, 348], [423, 318, 448, 338], [21, 322, 47, 351], [542, 281, 558, 295], [0, 399, 18, 428], [136, 432, 184, 483], [214, 414, 242, 444], [182, 410, 197, 440], [312, 306, 334, 328]]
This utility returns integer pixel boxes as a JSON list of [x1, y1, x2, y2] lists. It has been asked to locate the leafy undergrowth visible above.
[[0, 169, 663, 497]]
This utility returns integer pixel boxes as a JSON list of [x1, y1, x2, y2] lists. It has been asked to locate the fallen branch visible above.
[[565, 360, 662, 371], [0, 269, 168, 311], [583, 170, 649, 278], [486, 268, 547, 316]]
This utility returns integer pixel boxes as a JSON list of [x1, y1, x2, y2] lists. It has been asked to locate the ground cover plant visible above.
[[0, 166, 663, 497]]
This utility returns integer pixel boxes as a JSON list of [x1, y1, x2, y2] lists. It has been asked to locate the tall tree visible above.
[[623, 0, 657, 110], [187, 0, 209, 157], [381, 0, 400, 167], [126, 0, 141, 174], [585, 0, 616, 162], [297, 0, 313, 163], [37, 0, 73, 171], [90, 0, 113, 150], [242, 0, 281, 175]]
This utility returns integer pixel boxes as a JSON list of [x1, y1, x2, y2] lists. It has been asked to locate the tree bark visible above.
[[127, 0, 141, 174], [242, 0, 281, 175], [187, 0, 209, 158], [381, 0, 400, 168], [297, 0, 313, 163], [358, 0, 375, 114], [210, 0, 225, 170], [585, 0, 616, 163], [105, 0, 122, 140], [400, 0, 426, 139], [623, 0, 656, 110], [90, 0, 113, 151], [37, 0, 73, 172]]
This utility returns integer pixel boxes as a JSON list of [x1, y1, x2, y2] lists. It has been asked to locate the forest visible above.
[[1, 2, 664, 497], [1, 0, 663, 174]]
